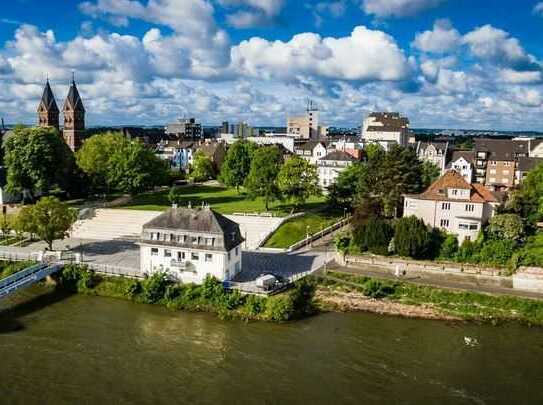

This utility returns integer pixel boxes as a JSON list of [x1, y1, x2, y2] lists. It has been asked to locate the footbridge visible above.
[[0, 263, 63, 299]]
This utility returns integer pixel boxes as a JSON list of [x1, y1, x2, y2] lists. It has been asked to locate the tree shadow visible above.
[[76, 240, 139, 258]]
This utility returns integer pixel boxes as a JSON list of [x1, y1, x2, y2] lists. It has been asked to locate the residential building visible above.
[[317, 150, 356, 190], [515, 157, 543, 185], [166, 118, 202, 139], [529, 138, 543, 158], [361, 112, 410, 150], [219, 134, 295, 153], [474, 138, 521, 189], [294, 141, 328, 164], [156, 140, 196, 172], [403, 170, 502, 243], [447, 150, 475, 183], [139, 206, 244, 284], [197, 141, 226, 173], [416, 141, 449, 172]]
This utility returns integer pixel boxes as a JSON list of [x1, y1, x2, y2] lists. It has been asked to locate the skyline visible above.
[[0, 0, 542, 130]]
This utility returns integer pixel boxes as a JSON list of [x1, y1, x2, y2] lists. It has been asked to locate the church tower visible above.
[[37, 79, 59, 130], [63, 77, 85, 151]]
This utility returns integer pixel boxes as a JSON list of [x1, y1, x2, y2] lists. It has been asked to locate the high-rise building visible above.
[[287, 100, 327, 139], [165, 118, 203, 139]]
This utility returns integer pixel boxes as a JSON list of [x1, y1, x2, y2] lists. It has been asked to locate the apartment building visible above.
[[294, 141, 329, 164], [140, 206, 244, 284], [361, 112, 410, 150], [287, 102, 328, 140], [165, 118, 203, 139], [515, 157, 543, 185], [403, 170, 501, 243]]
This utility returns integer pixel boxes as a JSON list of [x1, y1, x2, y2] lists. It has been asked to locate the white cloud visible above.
[[512, 88, 542, 107], [498, 68, 542, 84], [534, 2, 543, 16], [218, 0, 284, 28], [231, 26, 411, 82], [463, 25, 540, 71], [412, 19, 460, 53], [361, 0, 444, 18]]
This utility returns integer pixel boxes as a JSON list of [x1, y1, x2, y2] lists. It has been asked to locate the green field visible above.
[[264, 210, 344, 249], [119, 185, 326, 216]]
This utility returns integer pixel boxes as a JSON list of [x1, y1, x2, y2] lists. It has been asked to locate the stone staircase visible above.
[[71, 209, 162, 241]]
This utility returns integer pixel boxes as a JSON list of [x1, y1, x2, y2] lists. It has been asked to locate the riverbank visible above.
[[54, 264, 316, 322], [315, 272, 543, 326]]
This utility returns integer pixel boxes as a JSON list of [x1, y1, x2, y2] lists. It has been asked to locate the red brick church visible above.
[[37, 77, 85, 151]]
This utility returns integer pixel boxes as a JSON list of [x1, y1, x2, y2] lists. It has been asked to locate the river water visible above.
[[1, 287, 543, 405]]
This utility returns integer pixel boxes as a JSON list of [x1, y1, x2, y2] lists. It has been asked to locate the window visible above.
[[441, 202, 451, 210], [503, 170, 509, 175], [469, 224, 478, 230], [502, 178, 509, 184], [227, 252, 231, 261], [465, 204, 475, 212], [191, 236, 198, 244], [235, 247, 239, 256], [452, 189, 458, 196], [164, 249, 172, 258], [205, 254, 213, 262], [151, 248, 159, 256], [489, 169, 496, 175], [440, 219, 449, 227], [191, 252, 199, 261], [177, 252, 185, 261]]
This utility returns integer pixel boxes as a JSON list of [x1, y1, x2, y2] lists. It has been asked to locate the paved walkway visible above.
[[327, 262, 543, 300]]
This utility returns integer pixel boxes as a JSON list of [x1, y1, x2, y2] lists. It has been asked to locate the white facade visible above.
[[140, 242, 242, 284], [450, 157, 473, 183], [219, 134, 295, 153], [295, 142, 328, 164], [361, 112, 409, 150], [316, 152, 355, 190], [417, 143, 448, 172]]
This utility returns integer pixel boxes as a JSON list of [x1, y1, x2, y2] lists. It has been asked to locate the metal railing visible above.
[[0, 263, 63, 299], [83, 262, 145, 279]]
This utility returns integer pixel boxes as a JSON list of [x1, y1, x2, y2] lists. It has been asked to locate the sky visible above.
[[1, 0, 543, 130]]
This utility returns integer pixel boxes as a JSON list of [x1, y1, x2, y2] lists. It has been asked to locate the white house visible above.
[[403, 170, 502, 243], [139, 206, 244, 284], [447, 150, 475, 183], [361, 112, 410, 150], [294, 141, 329, 164], [317, 150, 356, 190]]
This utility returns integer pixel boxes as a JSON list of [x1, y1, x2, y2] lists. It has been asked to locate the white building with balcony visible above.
[[139, 206, 244, 284], [403, 170, 502, 243]]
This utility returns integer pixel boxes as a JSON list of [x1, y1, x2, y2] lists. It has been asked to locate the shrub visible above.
[[488, 213, 525, 242], [352, 216, 393, 255], [477, 239, 516, 266], [142, 272, 170, 303], [439, 234, 459, 260], [244, 295, 266, 316], [456, 239, 477, 262], [201, 275, 225, 301], [58, 264, 95, 292], [394, 216, 431, 259], [362, 279, 396, 299], [264, 294, 295, 321]]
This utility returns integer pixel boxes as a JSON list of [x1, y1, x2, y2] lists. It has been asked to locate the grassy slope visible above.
[[119, 185, 326, 216], [320, 271, 543, 325], [264, 210, 344, 248], [0, 261, 33, 280]]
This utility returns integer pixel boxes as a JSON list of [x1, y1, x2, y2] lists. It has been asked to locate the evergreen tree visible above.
[[394, 216, 431, 259]]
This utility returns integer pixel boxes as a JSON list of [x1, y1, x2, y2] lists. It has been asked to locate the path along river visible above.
[[1, 286, 543, 405]]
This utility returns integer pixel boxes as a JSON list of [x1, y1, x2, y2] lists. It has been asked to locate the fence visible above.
[[83, 262, 145, 279], [287, 216, 351, 252], [0, 251, 35, 263]]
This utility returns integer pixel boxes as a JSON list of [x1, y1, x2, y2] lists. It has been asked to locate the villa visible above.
[[139, 206, 244, 284]]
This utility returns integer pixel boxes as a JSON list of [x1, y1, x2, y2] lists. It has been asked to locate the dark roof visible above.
[[295, 141, 327, 151], [367, 112, 409, 131], [474, 138, 516, 161], [320, 150, 356, 162], [143, 207, 243, 251], [64, 80, 85, 112], [448, 150, 475, 165], [418, 141, 448, 153], [38, 80, 59, 113], [518, 157, 543, 172]]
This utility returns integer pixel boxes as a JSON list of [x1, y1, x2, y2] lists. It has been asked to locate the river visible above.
[[1, 287, 543, 405]]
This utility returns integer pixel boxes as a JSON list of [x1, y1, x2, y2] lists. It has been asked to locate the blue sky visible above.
[[1, 0, 543, 130]]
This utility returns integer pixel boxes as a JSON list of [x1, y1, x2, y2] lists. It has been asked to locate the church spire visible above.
[[37, 78, 59, 129], [63, 74, 85, 151]]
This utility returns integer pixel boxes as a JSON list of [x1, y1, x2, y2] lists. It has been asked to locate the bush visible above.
[[394, 216, 431, 259], [439, 234, 459, 260], [142, 272, 170, 303], [264, 294, 295, 321], [488, 214, 525, 242], [58, 264, 95, 292], [362, 279, 396, 299], [477, 239, 516, 266], [244, 295, 266, 316], [202, 275, 225, 301]]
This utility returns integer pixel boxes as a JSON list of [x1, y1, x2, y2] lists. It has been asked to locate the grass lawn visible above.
[[264, 210, 345, 249], [118, 184, 326, 216]]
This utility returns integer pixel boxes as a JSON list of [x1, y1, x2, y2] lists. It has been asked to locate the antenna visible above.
[[72, 70, 75, 84]]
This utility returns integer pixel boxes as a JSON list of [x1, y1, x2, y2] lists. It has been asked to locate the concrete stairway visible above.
[[71, 209, 162, 241]]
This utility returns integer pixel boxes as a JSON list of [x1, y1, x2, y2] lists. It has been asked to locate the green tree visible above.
[[219, 140, 256, 192], [514, 161, 543, 223], [190, 151, 215, 182], [352, 215, 393, 255], [244, 146, 282, 211], [277, 155, 320, 209], [0, 214, 12, 238], [21, 196, 78, 250], [394, 216, 431, 259], [487, 214, 525, 242], [4, 126, 76, 200], [76, 132, 125, 192], [327, 162, 366, 209], [421, 161, 441, 188], [439, 234, 459, 259]]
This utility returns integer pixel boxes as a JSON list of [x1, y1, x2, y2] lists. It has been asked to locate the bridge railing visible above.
[[0, 263, 48, 290]]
